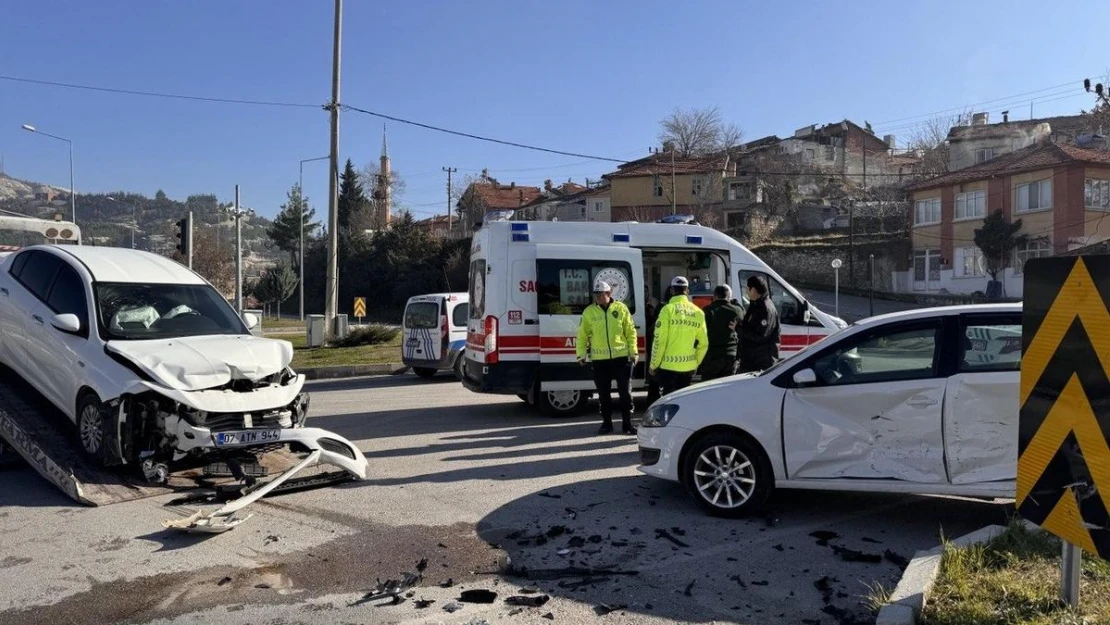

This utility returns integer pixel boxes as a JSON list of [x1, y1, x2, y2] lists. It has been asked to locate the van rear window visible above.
[[404, 302, 440, 329], [468, 260, 486, 319], [536, 260, 635, 315]]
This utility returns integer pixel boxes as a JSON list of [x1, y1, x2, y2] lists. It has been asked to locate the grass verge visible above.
[[920, 519, 1110, 625], [283, 332, 403, 369]]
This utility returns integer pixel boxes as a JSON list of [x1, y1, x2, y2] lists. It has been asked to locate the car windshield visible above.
[[95, 282, 247, 341]]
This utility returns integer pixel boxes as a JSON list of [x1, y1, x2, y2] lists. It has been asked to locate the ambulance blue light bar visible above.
[[511, 222, 529, 231], [686, 235, 703, 245], [612, 233, 630, 243], [512, 233, 530, 242]]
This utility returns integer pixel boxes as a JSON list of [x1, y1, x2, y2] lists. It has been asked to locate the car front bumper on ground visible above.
[[635, 424, 693, 482]]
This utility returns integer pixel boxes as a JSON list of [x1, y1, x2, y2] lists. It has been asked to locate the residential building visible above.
[[515, 180, 597, 222], [604, 151, 735, 223], [900, 141, 1110, 297], [455, 171, 542, 229], [947, 112, 1104, 171], [414, 214, 453, 238], [584, 184, 611, 222]]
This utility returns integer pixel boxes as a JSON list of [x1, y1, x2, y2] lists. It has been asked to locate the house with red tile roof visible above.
[[900, 140, 1110, 297], [455, 173, 542, 229]]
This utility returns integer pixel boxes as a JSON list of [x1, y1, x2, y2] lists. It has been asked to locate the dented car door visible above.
[[781, 320, 948, 483]]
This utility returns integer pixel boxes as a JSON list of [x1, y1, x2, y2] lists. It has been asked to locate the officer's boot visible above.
[[621, 412, 636, 435]]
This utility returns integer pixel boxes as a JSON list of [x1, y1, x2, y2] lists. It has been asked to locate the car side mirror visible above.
[[51, 313, 81, 334], [801, 300, 812, 324], [792, 368, 817, 387], [242, 312, 259, 330]]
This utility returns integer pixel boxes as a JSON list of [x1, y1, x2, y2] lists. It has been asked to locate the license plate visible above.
[[407, 338, 419, 346], [214, 429, 282, 446], [971, 339, 987, 351]]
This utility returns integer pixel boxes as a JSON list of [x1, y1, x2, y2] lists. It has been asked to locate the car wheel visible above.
[[453, 356, 465, 382], [683, 432, 772, 518], [538, 389, 587, 417], [413, 367, 437, 379], [76, 392, 106, 462]]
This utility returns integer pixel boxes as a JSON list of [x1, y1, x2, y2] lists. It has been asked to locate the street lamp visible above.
[[298, 155, 328, 321], [22, 124, 76, 228], [226, 185, 254, 314], [107, 196, 137, 249]]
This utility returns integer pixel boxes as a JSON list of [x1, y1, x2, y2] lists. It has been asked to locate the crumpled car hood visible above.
[[106, 334, 294, 391]]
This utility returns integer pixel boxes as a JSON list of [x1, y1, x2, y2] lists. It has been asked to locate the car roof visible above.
[[852, 303, 1022, 327], [406, 293, 468, 302], [34, 245, 206, 285]]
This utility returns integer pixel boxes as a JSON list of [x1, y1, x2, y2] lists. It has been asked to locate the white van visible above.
[[402, 293, 469, 379], [461, 220, 848, 415]]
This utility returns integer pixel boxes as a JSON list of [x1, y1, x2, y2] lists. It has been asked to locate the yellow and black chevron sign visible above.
[[1019, 255, 1110, 557], [353, 297, 367, 318]]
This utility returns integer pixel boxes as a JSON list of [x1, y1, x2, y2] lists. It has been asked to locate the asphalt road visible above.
[[0, 373, 1012, 625]]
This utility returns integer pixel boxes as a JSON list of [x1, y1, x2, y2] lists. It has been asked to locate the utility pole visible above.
[[848, 200, 855, 285], [671, 149, 676, 215], [235, 184, 243, 314], [443, 166, 456, 233], [324, 0, 342, 338]]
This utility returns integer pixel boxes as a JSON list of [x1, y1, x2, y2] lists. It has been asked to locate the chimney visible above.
[[972, 112, 989, 126], [883, 134, 896, 149], [510, 182, 515, 189], [544, 179, 553, 191], [1002, 110, 1010, 123]]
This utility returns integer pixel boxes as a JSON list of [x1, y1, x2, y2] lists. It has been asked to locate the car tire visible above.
[[683, 431, 772, 518], [413, 367, 437, 379], [537, 388, 588, 417], [453, 356, 465, 382], [76, 392, 106, 463]]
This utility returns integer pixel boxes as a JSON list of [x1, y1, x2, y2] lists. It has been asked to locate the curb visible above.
[[299, 364, 408, 380], [875, 524, 1007, 625]]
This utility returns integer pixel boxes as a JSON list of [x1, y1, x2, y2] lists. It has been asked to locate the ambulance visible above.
[[460, 216, 848, 415]]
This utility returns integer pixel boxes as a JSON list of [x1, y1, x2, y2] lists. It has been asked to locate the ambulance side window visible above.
[[535, 259, 635, 315], [468, 260, 486, 319], [737, 270, 804, 325]]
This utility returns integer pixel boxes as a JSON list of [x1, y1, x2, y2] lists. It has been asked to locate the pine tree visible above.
[[338, 159, 368, 236], [267, 184, 319, 267]]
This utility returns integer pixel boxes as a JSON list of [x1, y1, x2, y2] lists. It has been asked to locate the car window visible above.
[[960, 318, 1021, 372], [452, 303, 468, 327], [18, 251, 63, 300], [46, 264, 89, 334], [738, 270, 804, 325], [810, 325, 940, 386], [8, 251, 30, 278], [405, 302, 440, 329], [95, 282, 248, 340]]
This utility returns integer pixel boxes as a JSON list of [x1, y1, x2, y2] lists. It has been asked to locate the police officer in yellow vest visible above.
[[650, 276, 709, 396], [576, 279, 638, 434]]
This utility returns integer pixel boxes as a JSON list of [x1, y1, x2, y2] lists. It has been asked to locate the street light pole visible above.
[[22, 124, 76, 227], [299, 156, 328, 321], [325, 0, 343, 339]]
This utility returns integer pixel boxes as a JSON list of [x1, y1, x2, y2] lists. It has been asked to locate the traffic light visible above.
[[175, 213, 192, 263]]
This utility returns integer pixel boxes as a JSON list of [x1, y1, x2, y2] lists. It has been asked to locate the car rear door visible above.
[[943, 312, 1022, 485], [534, 244, 644, 392], [0, 250, 32, 365], [7, 250, 63, 396], [23, 261, 91, 415], [403, 297, 443, 363], [780, 318, 948, 483]]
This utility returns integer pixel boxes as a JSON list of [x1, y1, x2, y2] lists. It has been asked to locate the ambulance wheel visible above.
[[413, 367, 437, 379], [538, 389, 588, 417]]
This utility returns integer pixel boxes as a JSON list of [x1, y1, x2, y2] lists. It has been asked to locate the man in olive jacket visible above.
[[700, 285, 743, 381], [576, 280, 638, 434]]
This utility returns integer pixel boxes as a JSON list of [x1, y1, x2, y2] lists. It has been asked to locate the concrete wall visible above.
[[948, 123, 1049, 171], [750, 236, 911, 293]]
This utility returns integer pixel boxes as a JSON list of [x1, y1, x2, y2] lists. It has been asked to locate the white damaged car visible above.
[[637, 304, 1022, 517], [0, 245, 361, 481]]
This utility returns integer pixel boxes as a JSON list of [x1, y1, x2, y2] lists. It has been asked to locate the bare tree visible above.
[[906, 112, 967, 177], [659, 106, 743, 156]]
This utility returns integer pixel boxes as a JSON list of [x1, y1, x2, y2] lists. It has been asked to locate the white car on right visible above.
[[637, 304, 1022, 517]]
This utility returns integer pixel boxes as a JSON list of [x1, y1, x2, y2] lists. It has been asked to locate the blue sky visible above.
[[2, 0, 1108, 220]]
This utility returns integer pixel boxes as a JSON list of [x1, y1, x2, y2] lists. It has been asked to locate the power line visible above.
[[872, 77, 1091, 127], [0, 74, 320, 108], [340, 104, 625, 163], [876, 90, 1090, 137]]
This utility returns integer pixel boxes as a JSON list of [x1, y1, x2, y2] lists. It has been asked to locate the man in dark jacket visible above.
[[699, 285, 743, 381], [644, 285, 668, 405], [738, 275, 781, 373]]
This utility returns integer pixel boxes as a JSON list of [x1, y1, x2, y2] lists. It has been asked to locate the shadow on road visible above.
[[475, 476, 1012, 624]]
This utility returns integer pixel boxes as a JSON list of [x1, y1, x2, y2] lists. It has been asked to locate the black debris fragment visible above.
[[567, 536, 586, 548], [594, 603, 627, 616], [558, 577, 610, 590], [263, 534, 279, 545], [751, 580, 769, 586], [814, 575, 837, 604], [443, 601, 464, 612], [217, 576, 232, 586], [727, 557, 739, 562], [862, 537, 882, 544], [565, 508, 578, 520], [255, 583, 271, 589], [670, 526, 687, 536], [611, 540, 628, 547], [646, 603, 653, 610], [831, 545, 883, 564], [773, 543, 784, 552], [506, 594, 551, 607], [802, 620, 821, 625], [630, 528, 643, 535], [351, 570, 423, 606], [538, 492, 561, 499], [884, 549, 911, 568], [655, 528, 691, 548], [588, 534, 603, 543], [542, 612, 555, 620], [729, 575, 747, 588], [416, 558, 428, 573], [546, 526, 568, 538], [517, 566, 638, 581], [684, 580, 696, 596], [810, 530, 840, 546], [414, 599, 435, 609], [521, 585, 541, 594], [440, 578, 455, 588], [438, 542, 448, 548], [459, 589, 498, 604]]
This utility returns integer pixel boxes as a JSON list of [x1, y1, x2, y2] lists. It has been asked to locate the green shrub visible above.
[[332, 324, 399, 347]]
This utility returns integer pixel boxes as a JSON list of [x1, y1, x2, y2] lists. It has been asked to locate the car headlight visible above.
[[641, 403, 680, 428]]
